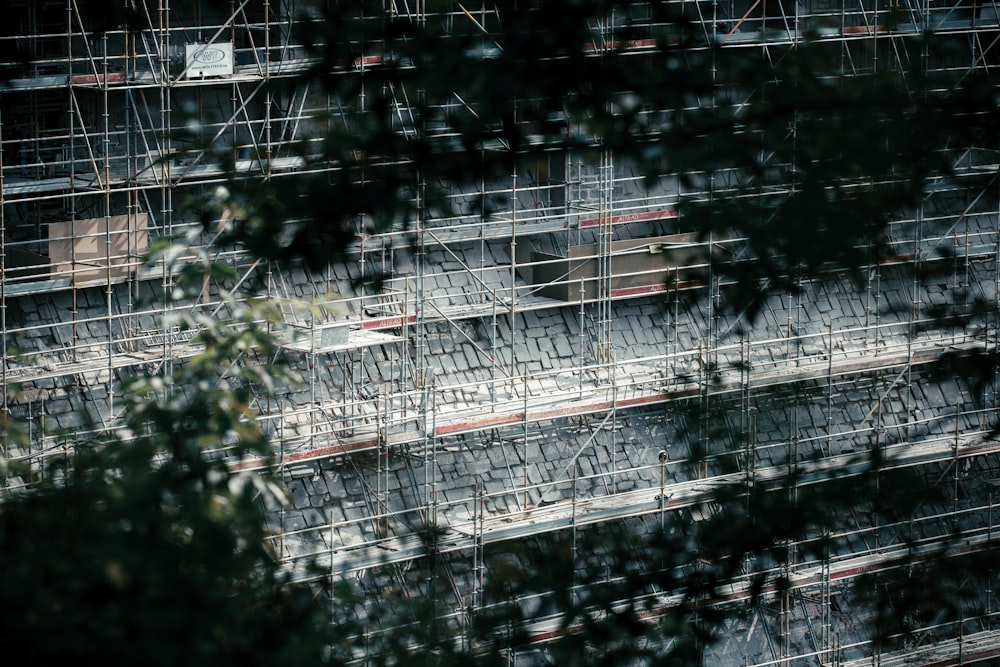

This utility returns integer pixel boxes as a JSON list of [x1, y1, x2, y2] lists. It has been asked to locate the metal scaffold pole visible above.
[[0, 104, 6, 431], [597, 147, 614, 372], [509, 163, 518, 381], [522, 363, 529, 512]]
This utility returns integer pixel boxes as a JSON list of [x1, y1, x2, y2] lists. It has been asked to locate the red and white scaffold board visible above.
[[578, 209, 676, 229]]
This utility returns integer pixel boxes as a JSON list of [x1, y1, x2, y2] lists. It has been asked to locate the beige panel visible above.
[[48, 214, 149, 284], [562, 233, 730, 301]]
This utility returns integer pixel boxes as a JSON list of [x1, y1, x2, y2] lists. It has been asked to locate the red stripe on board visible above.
[[70, 73, 126, 85], [354, 55, 383, 68], [610, 284, 668, 298], [843, 25, 884, 35], [579, 209, 677, 228], [361, 314, 417, 330]]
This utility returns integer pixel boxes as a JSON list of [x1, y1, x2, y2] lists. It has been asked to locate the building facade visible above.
[[3, 1, 1000, 663]]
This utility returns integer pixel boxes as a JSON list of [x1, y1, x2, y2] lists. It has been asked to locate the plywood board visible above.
[[48, 214, 149, 284]]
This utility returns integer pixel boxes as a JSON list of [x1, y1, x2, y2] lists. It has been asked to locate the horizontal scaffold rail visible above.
[[837, 628, 1000, 667], [513, 528, 999, 652], [282, 426, 1000, 578], [3, 338, 203, 385], [240, 331, 957, 470]]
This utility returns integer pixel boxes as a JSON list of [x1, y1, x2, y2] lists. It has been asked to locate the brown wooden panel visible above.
[[48, 213, 148, 284]]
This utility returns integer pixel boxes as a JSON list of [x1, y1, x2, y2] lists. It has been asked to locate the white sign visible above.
[[184, 42, 234, 78]]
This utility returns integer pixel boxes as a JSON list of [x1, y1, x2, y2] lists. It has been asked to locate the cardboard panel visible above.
[[530, 251, 570, 300], [48, 214, 149, 284], [561, 233, 728, 301]]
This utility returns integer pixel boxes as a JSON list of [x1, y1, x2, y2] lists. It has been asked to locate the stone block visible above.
[[286, 480, 310, 509], [304, 508, 327, 528], [284, 511, 307, 532], [467, 458, 492, 476], [452, 347, 470, 371], [553, 336, 573, 359], [45, 397, 73, 415], [485, 479, 508, 495], [433, 353, 454, 375], [576, 455, 595, 479], [485, 444, 506, 468], [464, 346, 483, 371], [56, 410, 85, 429], [526, 465, 544, 485]]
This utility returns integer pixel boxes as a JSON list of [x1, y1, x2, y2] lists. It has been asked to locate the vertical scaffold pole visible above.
[[509, 164, 517, 380], [430, 374, 437, 525], [329, 508, 336, 630], [659, 448, 667, 532], [101, 29, 115, 426], [578, 278, 585, 399], [491, 288, 498, 409], [522, 363, 529, 512], [0, 103, 5, 430], [827, 322, 834, 457], [672, 266, 680, 385], [597, 147, 614, 372], [611, 353, 618, 494], [571, 457, 578, 607], [475, 480, 485, 609], [375, 394, 384, 538], [988, 492, 994, 630]]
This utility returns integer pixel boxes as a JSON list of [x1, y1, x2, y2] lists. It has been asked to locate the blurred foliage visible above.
[[0, 241, 331, 666], [194, 2, 1000, 319], [2, 1, 1000, 665]]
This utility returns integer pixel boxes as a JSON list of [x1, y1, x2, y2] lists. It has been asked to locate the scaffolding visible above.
[[3, 1, 1000, 664]]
